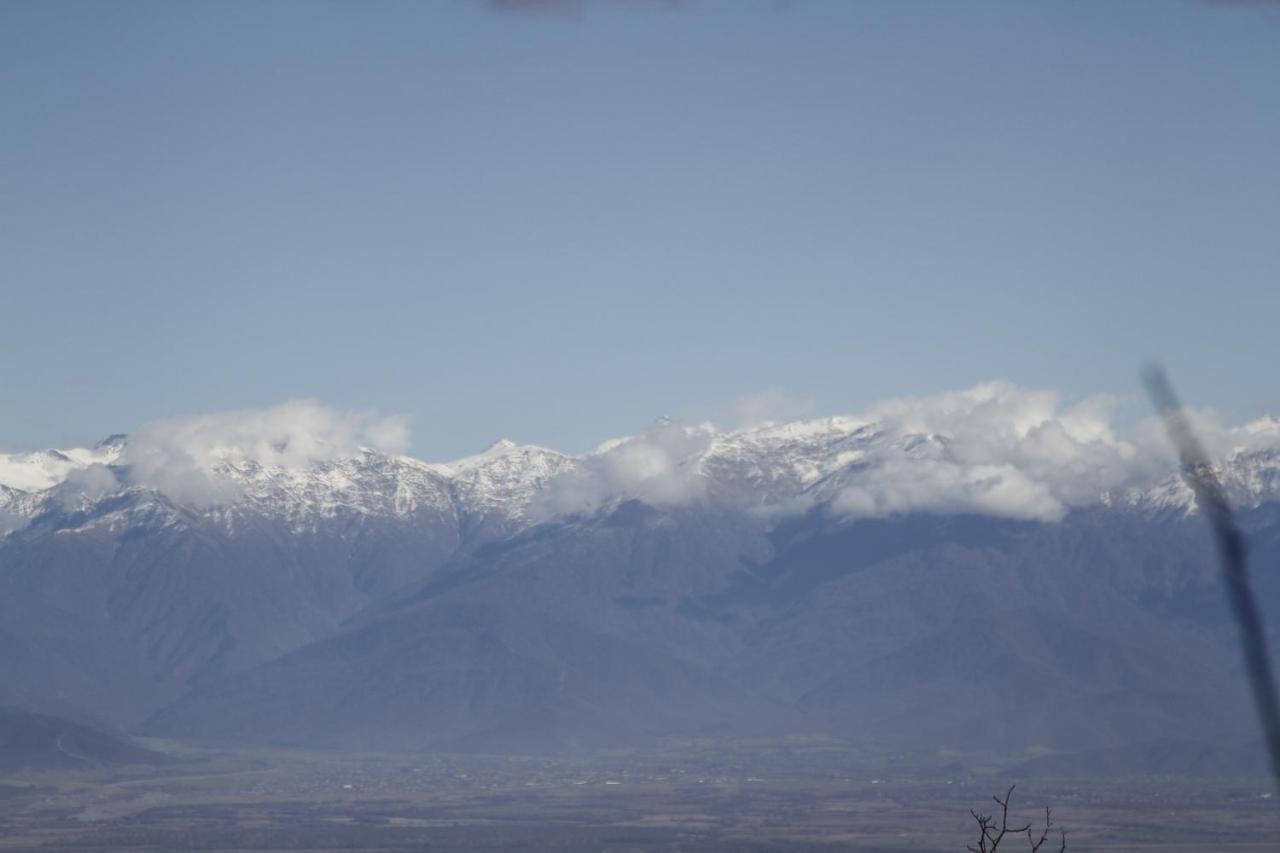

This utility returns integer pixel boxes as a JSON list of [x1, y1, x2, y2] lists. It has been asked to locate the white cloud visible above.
[[362, 415, 411, 456], [833, 458, 1064, 521], [534, 420, 714, 518], [5, 383, 1278, 524], [57, 463, 122, 508], [1132, 405, 1280, 465], [825, 382, 1143, 521], [121, 400, 411, 505], [542, 382, 1261, 524]]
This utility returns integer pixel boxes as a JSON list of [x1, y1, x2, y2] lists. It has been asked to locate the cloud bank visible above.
[[119, 401, 410, 505], [536, 382, 1280, 523], [534, 419, 714, 518], [5, 382, 1280, 525], [828, 382, 1142, 521]]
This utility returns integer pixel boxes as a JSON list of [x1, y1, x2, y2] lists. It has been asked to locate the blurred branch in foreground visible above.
[[1143, 364, 1280, 792]]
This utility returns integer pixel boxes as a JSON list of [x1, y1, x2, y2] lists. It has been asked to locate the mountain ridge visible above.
[[3, 404, 1279, 764], [7, 408, 1280, 537]]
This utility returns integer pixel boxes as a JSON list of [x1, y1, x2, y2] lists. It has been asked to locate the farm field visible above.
[[1, 739, 1275, 851]]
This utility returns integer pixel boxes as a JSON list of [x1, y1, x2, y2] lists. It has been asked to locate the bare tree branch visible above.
[[1026, 806, 1054, 852], [967, 785, 1065, 852]]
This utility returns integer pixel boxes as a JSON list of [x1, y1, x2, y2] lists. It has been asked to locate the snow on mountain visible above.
[[441, 439, 575, 527], [1097, 415, 1280, 515], [0, 438, 123, 493], [0, 438, 128, 531], [1119, 444, 1280, 516], [5, 405, 1280, 536], [700, 416, 874, 507], [207, 438, 577, 532], [0, 435, 577, 538], [215, 451, 456, 524]]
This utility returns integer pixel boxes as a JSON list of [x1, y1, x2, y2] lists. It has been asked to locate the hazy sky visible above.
[[3, 0, 1278, 459]]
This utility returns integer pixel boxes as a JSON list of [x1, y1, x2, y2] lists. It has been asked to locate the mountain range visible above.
[[2, 396, 1278, 771]]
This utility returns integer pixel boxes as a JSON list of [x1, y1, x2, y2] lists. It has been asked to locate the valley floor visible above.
[[0, 739, 1276, 852]]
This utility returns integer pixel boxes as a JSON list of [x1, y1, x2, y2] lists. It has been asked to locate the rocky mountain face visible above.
[[3, 413, 1280, 767]]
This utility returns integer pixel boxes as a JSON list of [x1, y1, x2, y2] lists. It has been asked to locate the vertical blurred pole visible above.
[[1144, 365, 1280, 792]]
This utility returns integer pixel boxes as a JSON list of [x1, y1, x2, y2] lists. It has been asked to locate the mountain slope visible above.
[[0, 706, 170, 772], [143, 503, 1266, 757], [144, 502, 788, 751]]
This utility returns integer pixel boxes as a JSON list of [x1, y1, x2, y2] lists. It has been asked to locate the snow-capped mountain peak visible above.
[[0, 443, 122, 494], [7, 402, 1280, 537]]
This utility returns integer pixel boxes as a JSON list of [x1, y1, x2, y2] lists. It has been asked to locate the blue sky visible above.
[[3, 0, 1278, 459]]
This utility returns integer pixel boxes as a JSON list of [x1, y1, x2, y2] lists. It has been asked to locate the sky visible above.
[[2, 0, 1279, 460]]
